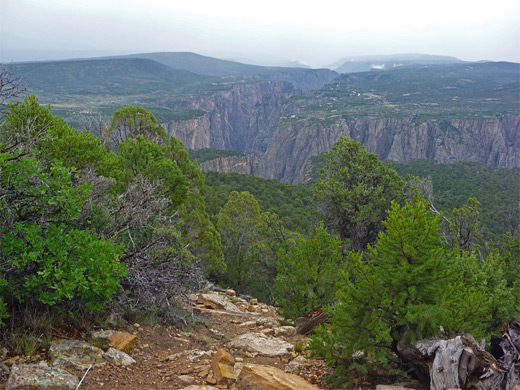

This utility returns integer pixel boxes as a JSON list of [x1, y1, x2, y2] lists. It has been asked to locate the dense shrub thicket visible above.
[[0, 97, 222, 328]]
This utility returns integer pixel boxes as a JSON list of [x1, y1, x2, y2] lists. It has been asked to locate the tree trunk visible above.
[[397, 321, 520, 390]]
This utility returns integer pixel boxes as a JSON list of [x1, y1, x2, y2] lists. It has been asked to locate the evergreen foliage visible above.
[[312, 137, 404, 252], [106, 105, 167, 145], [0, 96, 221, 328], [392, 159, 519, 242], [309, 197, 519, 386], [274, 223, 344, 318], [205, 171, 311, 234], [216, 191, 289, 301]]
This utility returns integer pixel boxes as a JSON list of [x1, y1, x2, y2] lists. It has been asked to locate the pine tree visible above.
[[309, 197, 474, 386]]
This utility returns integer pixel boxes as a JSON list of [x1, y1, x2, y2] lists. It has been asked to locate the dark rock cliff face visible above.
[[258, 116, 520, 183], [164, 81, 520, 184], [199, 155, 252, 175]]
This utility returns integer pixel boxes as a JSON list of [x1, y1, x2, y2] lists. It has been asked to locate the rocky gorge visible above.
[[164, 81, 519, 184]]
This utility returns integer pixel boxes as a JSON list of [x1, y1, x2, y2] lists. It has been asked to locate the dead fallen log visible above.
[[397, 320, 520, 390]]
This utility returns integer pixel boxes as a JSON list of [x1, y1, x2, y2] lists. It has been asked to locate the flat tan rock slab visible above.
[[227, 332, 294, 357], [199, 293, 242, 312], [237, 363, 320, 390], [6, 364, 79, 390], [180, 386, 219, 390], [90, 330, 137, 353]]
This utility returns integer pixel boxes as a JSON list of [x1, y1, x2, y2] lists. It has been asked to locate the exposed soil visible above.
[[0, 294, 421, 390]]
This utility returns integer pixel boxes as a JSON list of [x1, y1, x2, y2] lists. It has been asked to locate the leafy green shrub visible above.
[[0, 153, 125, 319]]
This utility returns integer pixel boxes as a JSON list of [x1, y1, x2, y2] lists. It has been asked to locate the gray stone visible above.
[[102, 348, 136, 366], [274, 326, 296, 337], [227, 333, 294, 357], [178, 374, 195, 384], [283, 355, 308, 374], [49, 339, 104, 371], [199, 293, 242, 312], [256, 317, 279, 328], [6, 364, 79, 390]]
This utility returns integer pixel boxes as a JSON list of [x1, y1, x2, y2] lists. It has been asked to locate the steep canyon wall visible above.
[[164, 82, 520, 184]]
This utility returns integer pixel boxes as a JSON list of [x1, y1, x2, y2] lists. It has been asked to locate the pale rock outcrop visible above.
[[274, 326, 296, 337], [102, 348, 136, 366], [197, 293, 242, 312], [49, 339, 104, 371], [199, 155, 252, 175], [283, 355, 309, 374], [6, 364, 79, 390], [227, 333, 294, 357]]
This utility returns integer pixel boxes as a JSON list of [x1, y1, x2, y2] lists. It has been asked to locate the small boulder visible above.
[[225, 289, 236, 297], [178, 374, 195, 384], [256, 317, 279, 328], [227, 333, 294, 357], [199, 293, 242, 312], [211, 348, 236, 386], [274, 326, 296, 337], [6, 364, 79, 390], [284, 355, 308, 374], [49, 339, 104, 371], [90, 330, 137, 353], [108, 332, 136, 353], [102, 348, 136, 366], [237, 363, 320, 390]]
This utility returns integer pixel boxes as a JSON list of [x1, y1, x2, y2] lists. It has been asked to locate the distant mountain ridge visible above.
[[115, 52, 337, 90], [332, 53, 463, 74]]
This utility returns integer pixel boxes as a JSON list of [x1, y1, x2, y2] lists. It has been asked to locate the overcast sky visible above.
[[1, 0, 519, 67]]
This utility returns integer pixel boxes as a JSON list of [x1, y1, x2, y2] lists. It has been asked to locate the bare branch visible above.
[[0, 64, 26, 109]]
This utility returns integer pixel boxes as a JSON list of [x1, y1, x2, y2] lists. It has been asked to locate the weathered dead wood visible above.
[[492, 320, 520, 390], [397, 321, 520, 390], [295, 308, 329, 335], [399, 334, 503, 390]]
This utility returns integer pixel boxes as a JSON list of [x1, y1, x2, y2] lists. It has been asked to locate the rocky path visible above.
[[1, 291, 338, 390]]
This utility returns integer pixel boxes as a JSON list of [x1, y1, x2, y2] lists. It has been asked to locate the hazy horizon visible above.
[[1, 0, 519, 68]]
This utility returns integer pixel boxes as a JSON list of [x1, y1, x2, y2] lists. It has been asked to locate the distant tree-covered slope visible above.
[[124, 51, 328, 78], [12, 58, 212, 97], [308, 61, 519, 119], [391, 159, 519, 242], [204, 171, 312, 234], [188, 148, 247, 164]]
